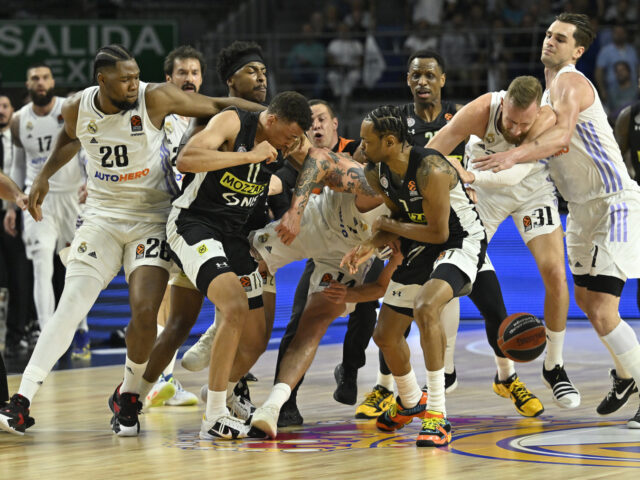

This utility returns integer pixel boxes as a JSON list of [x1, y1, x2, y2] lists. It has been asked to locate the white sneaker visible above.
[[181, 323, 217, 372], [200, 413, 266, 440], [251, 404, 280, 439], [228, 393, 256, 421], [165, 377, 198, 406], [145, 376, 177, 408]]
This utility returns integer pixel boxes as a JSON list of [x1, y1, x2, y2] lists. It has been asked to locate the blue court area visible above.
[[87, 214, 640, 348]]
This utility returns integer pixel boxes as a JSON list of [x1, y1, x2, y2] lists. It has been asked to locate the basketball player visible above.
[[473, 13, 640, 428], [427, 75, 580, 411], [168, 91, 311, 440], [144, 45, 206, 409], [4, 64, 87, 344], [139, 42, 272, 417], [342, 105, 486, 447], [0, 172, 27, 408], [613, 77, 640, 316], [248, 146, 387, 439], [0, 44, 264, 436]]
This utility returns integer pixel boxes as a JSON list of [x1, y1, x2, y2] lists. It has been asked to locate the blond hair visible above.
[[506, 76, 542, 109]]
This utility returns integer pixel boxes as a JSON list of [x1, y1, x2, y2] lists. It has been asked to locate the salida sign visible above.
[[0, 20, 177, 87]]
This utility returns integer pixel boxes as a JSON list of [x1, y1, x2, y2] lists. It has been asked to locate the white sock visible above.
[[77, 317, 88, 331], [226, 381, 237, 402], [376, 371, 394, 391], [32, 248, 56, 329], [121, 356, 148, 394], [206, 390, 228, 420], [544, 328, 566, 370], [426, 368, 446, 416], [19, 275, 103, 403], [264, 383, 291, 409], [442, 298, 459, 374], [495, 356, 515, 381], [394, 368, 422, 408], [601, 335, 632, 378], [601, 320, 640, 384], [163, 352, 178, 379], [139, 378, 155, 400]]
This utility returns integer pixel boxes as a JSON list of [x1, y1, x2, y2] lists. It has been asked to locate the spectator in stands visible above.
[[323, 4, 340, 37], [603, 0, 637, 27], [596, 25, 638, 107], [502, 0, 526, 26], [608, 61, 638, 119], [286, 23, 326, 98], [404, 20, 438, 54], [408, 0, 446, 27], [327, 22, 363, 102], [439, 12, 472, 96]]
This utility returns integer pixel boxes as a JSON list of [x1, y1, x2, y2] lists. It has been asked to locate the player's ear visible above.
[[440, 72, 446, 88]]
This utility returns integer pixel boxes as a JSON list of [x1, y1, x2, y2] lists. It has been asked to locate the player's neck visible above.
[[544, 62, 573, 87], [414, 100, 441, 123], [384, 144, 411, 177], [31, 98, 55, 117], [94, 92, 121, 115], [255, 112, 268, 145]]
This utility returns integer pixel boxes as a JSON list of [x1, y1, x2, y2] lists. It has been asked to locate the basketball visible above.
[[497, 313, 546, 362]]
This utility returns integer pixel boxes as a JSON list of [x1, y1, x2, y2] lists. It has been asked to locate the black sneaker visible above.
[[628, 398, 640, 429], [542, 364, 580, 408], [597, 369, 638, 415], [0, 394, 35, 435], [421, 368, 458, 394], [333, 363, 357, 405], [235, 376, 252, 402], [277, 401, 304, 427], [108, 384, 142, 437], [244, 372, 258, 382]]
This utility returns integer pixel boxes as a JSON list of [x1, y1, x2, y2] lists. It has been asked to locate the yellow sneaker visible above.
[[355, 385, 394, 419], [493, 373, 544, 417]]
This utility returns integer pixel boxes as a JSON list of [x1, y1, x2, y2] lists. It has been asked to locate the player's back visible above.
[[76, 82, 178, 223], [18, 97, 84, 193]]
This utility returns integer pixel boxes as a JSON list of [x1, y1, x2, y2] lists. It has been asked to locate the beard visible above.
[[181, 82, 197, 92], [110, 96, 139, 112], [30, 87, 55, 107]]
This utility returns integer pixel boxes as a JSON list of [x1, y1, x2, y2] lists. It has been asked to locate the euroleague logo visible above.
[[164, 416, 640, 465], [130, 115, 143, 133]]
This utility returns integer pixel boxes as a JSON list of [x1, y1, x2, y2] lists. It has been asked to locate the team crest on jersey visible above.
[[258, 233, 269, 243], [130, 115, 143, 133], [197, 244, 208, 255], [485, 133, 495, 144], [380, 176, 389, 189], [26, 121, 34, 131], [135, 243, 145, 259], [164, 121, 174, 134], [77, 241, 87, 253], [236, 145, 248, 153], [320, 273, 333, 286], [523, 216, 532, 232], [406, 117, 415, 127], [87, 120, 98, 134]]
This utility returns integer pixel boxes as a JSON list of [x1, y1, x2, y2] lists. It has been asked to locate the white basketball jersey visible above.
[[465, 91, 554, 203], [76, 82, 178, 223], [312, 187, 390, 245], [163, 113, 189, 188], [18, 97, 85, 193], [542, 65, 639, 203]]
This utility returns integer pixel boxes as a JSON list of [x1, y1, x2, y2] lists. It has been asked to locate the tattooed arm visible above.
[[373, 154, 456, 244], [275, 147, 381, 244]]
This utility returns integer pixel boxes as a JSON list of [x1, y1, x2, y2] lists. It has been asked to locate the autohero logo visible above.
[[94, 168, 150, 182]]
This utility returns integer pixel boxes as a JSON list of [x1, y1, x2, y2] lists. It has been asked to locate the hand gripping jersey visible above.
[[373, 145, 485, 254], [163, 113, 190, 188], [464, 90, 556, 211], [18, 97, 84, 193], [174, 108, 277, 234], [76, 82, 177, 223], [542, 65, 640, 203]]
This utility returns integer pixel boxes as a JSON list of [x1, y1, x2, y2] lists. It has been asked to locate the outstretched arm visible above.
[[473, 73, 587, 171]]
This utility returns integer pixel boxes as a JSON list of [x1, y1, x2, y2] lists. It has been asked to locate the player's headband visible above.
[[224, 53, 265, 81]]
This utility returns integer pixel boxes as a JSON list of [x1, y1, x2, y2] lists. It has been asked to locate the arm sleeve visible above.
[[471, 162, 536, 188]]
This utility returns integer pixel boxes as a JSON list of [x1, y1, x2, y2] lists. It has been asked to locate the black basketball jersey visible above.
[[628, 101, 640, 184], [176, 108, 278, 234], [371, 145, 483, 251], [400, 101, 464, 158]]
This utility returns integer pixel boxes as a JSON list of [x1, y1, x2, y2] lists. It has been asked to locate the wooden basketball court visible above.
[[2, 321, 640, 479]]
